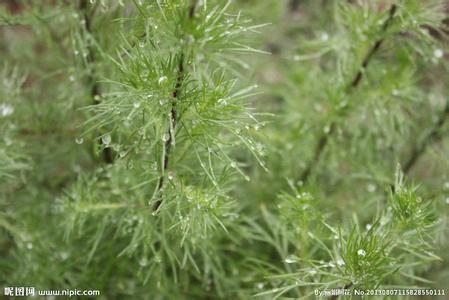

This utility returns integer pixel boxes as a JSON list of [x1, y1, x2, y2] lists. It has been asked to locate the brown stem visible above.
[[299, 4, 397, 183], [189, 0, 199, 18], [349, 4, 397, 89], [289, 0, 301, 11], [403, 101, 449, 174], [152, 1, 197, 212], [79, 0, 114, 164]]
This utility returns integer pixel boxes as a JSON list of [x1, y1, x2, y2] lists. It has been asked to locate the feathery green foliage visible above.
[[1, 0, 448, 299]]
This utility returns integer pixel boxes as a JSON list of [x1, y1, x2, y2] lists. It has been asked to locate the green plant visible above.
[[1, 0, 448, 299]]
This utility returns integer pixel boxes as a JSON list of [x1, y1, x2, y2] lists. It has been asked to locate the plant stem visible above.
[[79, 0, 114, 164], [299, 4, 397, 183], [403, 101, 449, 174], [152, 0, 198, 212]]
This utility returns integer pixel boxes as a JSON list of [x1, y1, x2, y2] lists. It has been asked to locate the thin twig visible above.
[[299, 4, 397, 183], [152, 0, 198, 212], [403, 101, 449, 174], [79, 0, 114, 164]]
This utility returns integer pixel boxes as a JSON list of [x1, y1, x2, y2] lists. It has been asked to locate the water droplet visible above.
[[60, 252, 69, 260], [357, 249, 366, 257], [284, 255, 296, 264], [75, 137, 84, 144], [0, 104, 14, 117], [133, 102, 141, 108], [336, 258, 345, 266], [434, 49, 444, 59], [365, 223, 372, 231], [218, 98, 228, 106], [230, 161, 237, 168], [94, 94, 101, 101], [256, 282, 264, 289], [161, 133, 170, 142], [26, 242, 33, 250], [321, 32, 329, 41], [158, 76, 168, 85], [444, 182, 449, 191], [367, 184, 376, 193], [139, 257, 148, 267], [102, 134, 111, 145]]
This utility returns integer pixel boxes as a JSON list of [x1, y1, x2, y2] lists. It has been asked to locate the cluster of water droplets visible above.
[[122, 215, 144, 234]]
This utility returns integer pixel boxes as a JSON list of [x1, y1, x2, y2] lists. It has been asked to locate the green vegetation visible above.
[[1, 0, 448, 299]]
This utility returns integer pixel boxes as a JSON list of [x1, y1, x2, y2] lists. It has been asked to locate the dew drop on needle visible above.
[[158, 76, 168, 85], [284, 255, 296, 264], [102, 134, 111, 145]]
